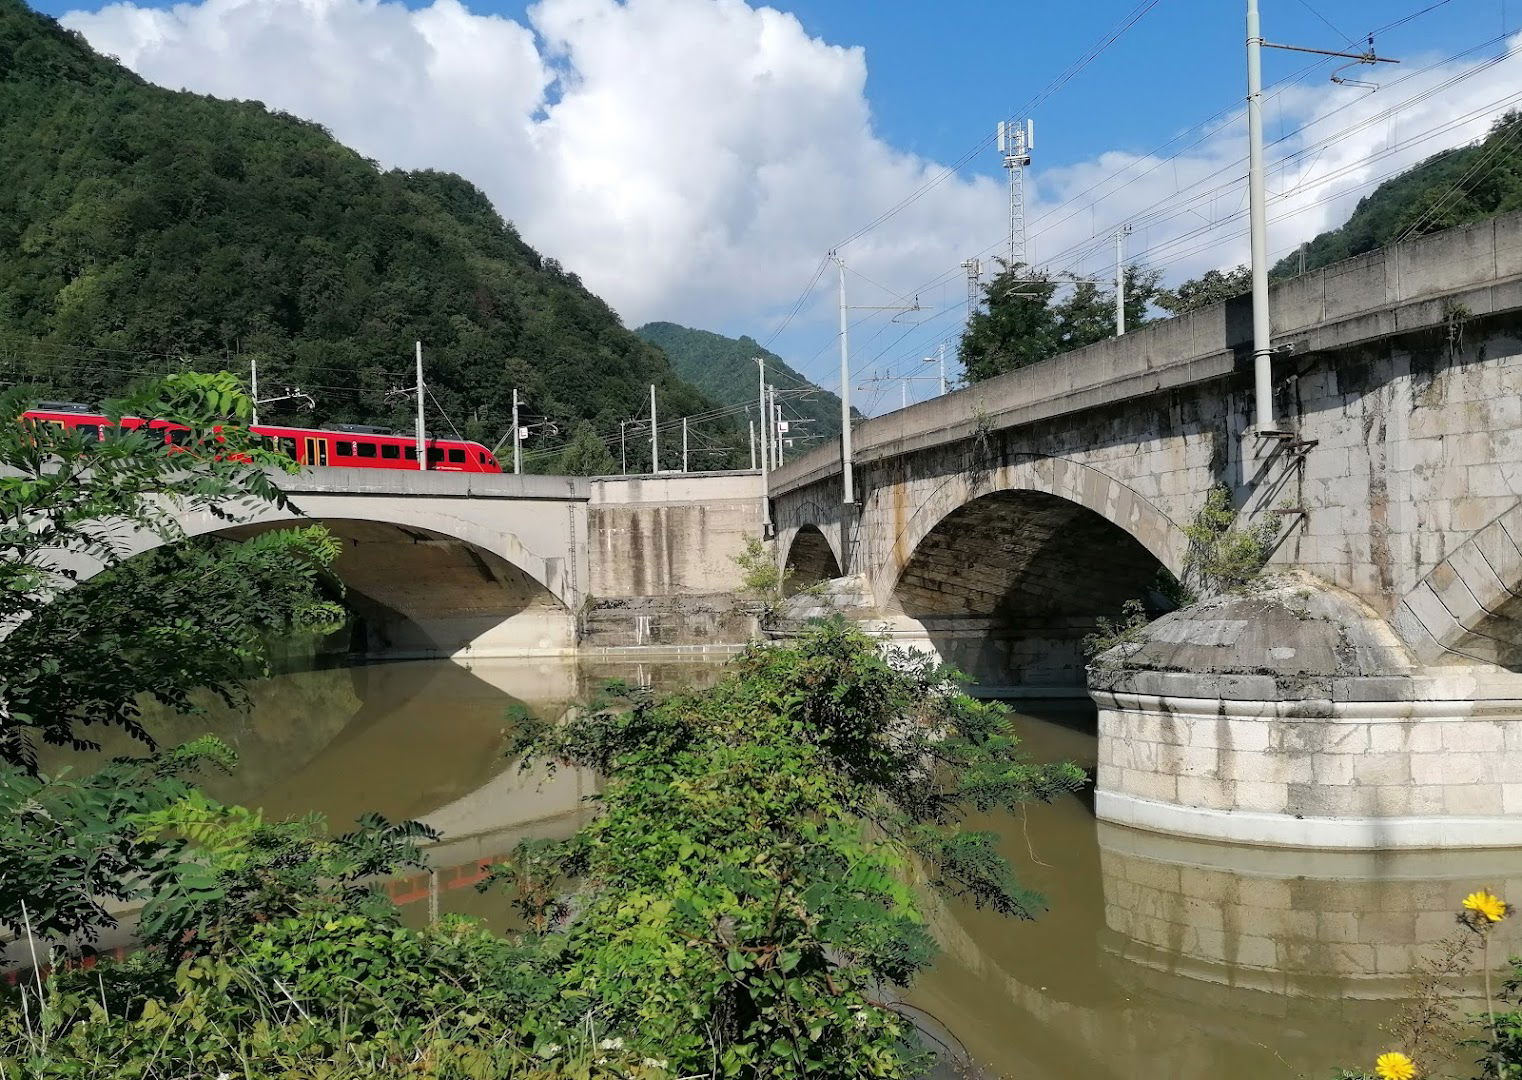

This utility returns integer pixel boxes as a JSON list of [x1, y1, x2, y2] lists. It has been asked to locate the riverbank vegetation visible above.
[[1, 375, 1085, 1076]]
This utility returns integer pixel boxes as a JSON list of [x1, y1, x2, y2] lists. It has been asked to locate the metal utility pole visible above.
[[619, 421, 630, 475], [749, 419, 757, 470], [1246, 0, 1273, 432], [511, 388, 521, 474], [924, 342, 947, 396], [250, 355, 259, 425], [1115, 224, 1134, 336], [649, 384, 658, 474], [414, 341, 426, 471], [997, 119, 1033, 268], [755, 357, 771, 532], [832, 252, 854, 504], [682, 416, 689, 473], [768, 385, 781, 466], [1244, 2, 1396, 433]]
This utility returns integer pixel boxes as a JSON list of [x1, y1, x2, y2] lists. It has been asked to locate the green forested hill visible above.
[[634, 322, 853, 454], [1271, 111, 1522, 278], [0, 0, 737, 469]]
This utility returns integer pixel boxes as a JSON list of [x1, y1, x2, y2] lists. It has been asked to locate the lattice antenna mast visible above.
[[998, 118, 1033, 270], [961, 258, 982, 320]]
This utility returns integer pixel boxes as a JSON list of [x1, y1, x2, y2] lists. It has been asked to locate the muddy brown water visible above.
[[40, 658, 1522, 1079]]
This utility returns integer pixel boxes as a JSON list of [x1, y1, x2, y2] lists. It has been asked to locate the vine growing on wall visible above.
[[1183, 484, 1281, 596]]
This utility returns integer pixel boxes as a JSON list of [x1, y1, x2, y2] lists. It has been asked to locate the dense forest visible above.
[[1273, 110, 1522, 278], [635, 322, 852, 452], [0, 0, 741, 470]]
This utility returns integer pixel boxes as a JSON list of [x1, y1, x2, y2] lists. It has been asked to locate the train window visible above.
[[448, 448, 466, 463], [356, 443, 377, 458], [405, 446, 417, 460], [167, 429, 191, 446], [76, 424, 102, 441], [477, 452, 489, 465], [381, 444, 400, 460], [427, 447, 444, 463], [335, 440, 354, 457], [279, 437, 297, 458]]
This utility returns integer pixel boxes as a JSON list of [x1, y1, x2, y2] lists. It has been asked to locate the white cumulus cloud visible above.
[[56, 0, 1522, 391]]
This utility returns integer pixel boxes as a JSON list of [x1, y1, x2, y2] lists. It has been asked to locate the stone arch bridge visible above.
[[771, 213, 1522, 848], [59, 469, 768, 659]]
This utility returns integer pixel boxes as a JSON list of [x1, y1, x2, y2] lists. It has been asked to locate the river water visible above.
[[76, 657, 1522, 1079]]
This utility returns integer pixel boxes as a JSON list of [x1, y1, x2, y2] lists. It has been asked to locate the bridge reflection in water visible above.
[[66, 665, 1522, 1077]]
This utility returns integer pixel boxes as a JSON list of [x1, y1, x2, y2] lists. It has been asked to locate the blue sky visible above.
[[41, 0, 1522, 407]]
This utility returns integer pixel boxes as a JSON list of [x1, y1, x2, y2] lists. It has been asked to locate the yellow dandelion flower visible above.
[[1463, 889, 1508, 923], [1375, 1050, 1417, 1080]]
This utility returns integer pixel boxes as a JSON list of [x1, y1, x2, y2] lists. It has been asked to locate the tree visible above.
[[958, 263, 1060, 381], [960, 262, 1162, 382], [0, 0, 744, 468], [1154, 264, 1251, 316], [554, 419, 616, 475], [0, 373, 342, 771]]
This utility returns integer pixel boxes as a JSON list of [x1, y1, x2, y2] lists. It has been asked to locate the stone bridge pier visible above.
[[770, 213, 1522, 848]]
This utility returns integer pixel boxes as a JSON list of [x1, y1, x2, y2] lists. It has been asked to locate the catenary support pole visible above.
[[834, 253, 855, 504], [649, 384, 658, 474], [749, 419, 757, 470], [511, 388, 521, 475], [250, 355, 260, 426], [756, 358, 771, 533], [682, 416, 689, 473], [415, 341, 426, 471], [937, 342, 947, 395], [1247, 0, 1275, 431], [1115, 225, 1132, 336]]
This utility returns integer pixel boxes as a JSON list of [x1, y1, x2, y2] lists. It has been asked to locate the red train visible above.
[[22, 402, 503, 474]]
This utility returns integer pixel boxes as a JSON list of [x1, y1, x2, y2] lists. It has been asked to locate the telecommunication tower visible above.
[[997, 118, 1033, 269]]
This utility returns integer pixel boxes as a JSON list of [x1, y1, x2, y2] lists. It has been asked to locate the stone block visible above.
[[1412, 752, 1493, 786], [1441, 721, 1507, 754], [1444, 784, 1504, 815], [1119, 766, 1177, 802], [1234, 779, 1290, 813], [1350, 753, 1415, 786], [1454, 495, 1513, 532], [1177, 775, 1236, 808], [1504, 783, 1522, 814], [1407, 786, 1448, 815]]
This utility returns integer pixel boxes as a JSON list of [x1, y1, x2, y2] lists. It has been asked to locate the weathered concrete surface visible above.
[[589, 471, 764, 598]]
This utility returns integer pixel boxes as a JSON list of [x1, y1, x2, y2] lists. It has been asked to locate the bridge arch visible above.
[[876, 456, 1189, 689], [782, 523, 844, 594], [878, 455, 1188, 607], [75, 496, 576, 659]]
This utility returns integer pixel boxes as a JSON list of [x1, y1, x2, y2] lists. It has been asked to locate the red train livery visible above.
[[22, 403, 503, 474]]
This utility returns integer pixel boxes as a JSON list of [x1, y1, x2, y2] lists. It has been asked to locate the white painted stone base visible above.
[[1098, 790, 1522, 850]]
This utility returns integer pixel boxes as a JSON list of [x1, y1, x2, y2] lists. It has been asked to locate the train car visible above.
[[21, 404, 503, 474]]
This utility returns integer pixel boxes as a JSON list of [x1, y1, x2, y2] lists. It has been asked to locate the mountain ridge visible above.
[[635, 322, 854, 457], [0, 0, 741, 471]]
